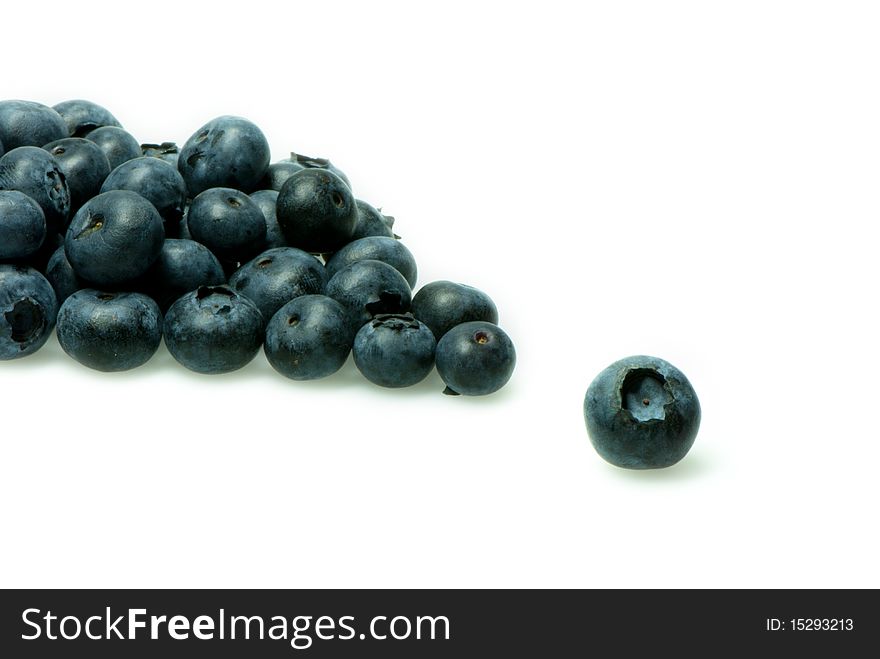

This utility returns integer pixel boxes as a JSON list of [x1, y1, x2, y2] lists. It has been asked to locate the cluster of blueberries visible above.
[[0, 99, 515, 395]]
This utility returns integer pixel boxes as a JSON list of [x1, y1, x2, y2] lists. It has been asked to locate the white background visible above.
[[2, 0, 878, 588]]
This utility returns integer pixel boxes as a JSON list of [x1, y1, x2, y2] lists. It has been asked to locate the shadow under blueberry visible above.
[[607, 451, 711, 483]]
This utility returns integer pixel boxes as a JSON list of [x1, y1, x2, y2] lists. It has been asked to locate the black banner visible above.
[[0, 589, 875, 656]]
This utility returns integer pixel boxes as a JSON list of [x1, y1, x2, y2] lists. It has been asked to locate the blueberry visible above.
[[325, 259, 412, 332], [0, 191, 46, 261], [0, 136, 4, 158], [52, 100, 121, 137], [353, 313, 436, 388], [249, 189, 286, 249], [43, 137, 112, 213], [288, 152, 351, 189], [583, 356, 701, 470], [56, 290, 162, 372], [352, 199, 396, 240], [101, 156, 187, 228], [0, 264, 58, 360], [229, 247, 326, 321], [45, 245, 82, 303], [259, 160, 304, 191], [84, 126, 142, 171], [325, 236, 417, 288], [411, 280, 498, 341], [435, 321, 515, 396], [141, 142, 179, 166], [276, 169, 357, 253], [187, 187, 266, 262], [143, 239, 226, 311], [178, 116, 270, 197], [164, 285, 264, 374], [0, 100, 68, 151], [65, 190, 165, 287], [264, 294, 354, 381], [0, 146, 70, 231]]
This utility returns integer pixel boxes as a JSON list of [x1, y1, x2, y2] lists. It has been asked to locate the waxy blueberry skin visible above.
[[0, 191, 46, 261], [43, 137, 112, 213], [178, 116, 271, 197], [0, 100, 68, 151], [0, 264, 58, 360], [287, 153, 351, 189], [141, 142, 179, 166], [325, 259, 412, 332], [44, 245, 82, 303], [56, 290, 162, 372], [64, 190, 165, 287], [435, 321, 515, 396], [276, 169, 358, 253], [249, 189, 286, 249], [229, 247, 326, 321], [52, 99, 122, 137], [352, 199, 395, 240], [164, 285, 264, 374], [144, 239, 226, 311], [101, 156, 187, 228], [0, 146, 70, 231], [84, 126, 142, 171], [353, 313, 436, 388], [187, 187, 267, 263], [411, 280, 498, 341], [325, 236, 417, 288], [260, 160, 304, 191], [264, 294, 354, 381], [583, 356, 701, 470]]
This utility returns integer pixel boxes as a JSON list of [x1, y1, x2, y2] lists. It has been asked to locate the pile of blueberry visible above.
[[0, 99, 515, 395]]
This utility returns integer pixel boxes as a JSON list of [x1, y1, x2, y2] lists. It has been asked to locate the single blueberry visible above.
[[0, 264, 58, 360], [101, 156, 187, 229], [264, 294, 354, 381], [352, 199, 396, 240], [259, 160, 304, 191], [276, 169, 358, 253], [249, 189, 286, 249], [164, 285, 264, 374], [411, 280, 499, 341], [45, 245, 82, 303], [52, 100, 121, 138], [0, 146, 70, 231], [141, 142, 179, 166], [178, 116, 271, 197], [143, 239, 226, 312], [64, 190, 165, 287], [43, 137, 112, 213], [56, 290, 162, 372], [325, 259, 412, 332], [583, 356, 701, 470], [84, 126, 141, 171], [325, 236, 417, 288], [187, 187, 267, 263], [229, 247, 326, 321], [435, 321, 515, 396], [353, 313, 436, 388], [287, 152, 351, 189], [0, 191, 47, 261], [0, 100, 68, 151]]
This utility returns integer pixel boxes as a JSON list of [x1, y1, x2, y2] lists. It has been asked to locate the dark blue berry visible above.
[[276, 169, 357, 253], [56, 290, 162, 372], [229, 247, 326, 321], [144, 239, 226, 311], [0, 264, 58, 360], [259, 160, 304, 191], [0, 146, 70, 231], [187, 187, 266, 263], [164, 285, 263, 374], [101, 156, 186, 228], [140, 142, 179, 166], [264, 294, 353, 381], [84, 126, 141, 171], [289, 152, 351, 189], [52, 100, 121, 138], [178, 116, 270, 197], [435, 321, 515, 396], [411, 280, 498, 341], [249, 189, 286, 249], [45, 245, 82, 303], [64, 190, 165, 287], [43, 137, 111, 213], [352, 199, 395, 240], [583, 356, 701, 470], [325, 259, 412, 332], [353, 313, 436, 388], [0, 191, 46, 260], [0, 100, 67, 151], [326, 236, 417, 288]]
